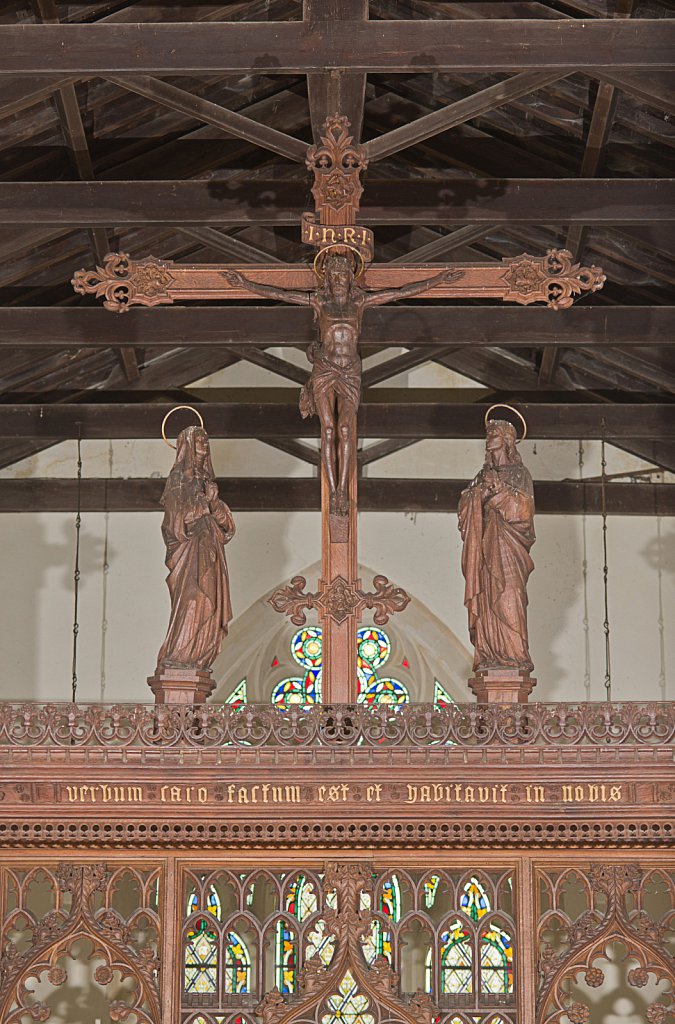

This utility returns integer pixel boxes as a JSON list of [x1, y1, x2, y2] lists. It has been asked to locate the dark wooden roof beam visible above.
[[2, 20, 673, 73], [2, 306, 672, 349], [304, 0, 368, 143], [1, 179, 671, 226], [1, 477, 672, 516], [0, 399, 671, 440]]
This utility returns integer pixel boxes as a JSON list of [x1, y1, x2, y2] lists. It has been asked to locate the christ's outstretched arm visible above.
[[223, 269, 310, 306], [362, 268, 463, 307]]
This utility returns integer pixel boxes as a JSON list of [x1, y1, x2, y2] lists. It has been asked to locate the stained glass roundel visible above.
[[292, 627, 323, 669], [271, 676, 320, 709], [357, 627, 391, 669], [360, 678, 410, 706]]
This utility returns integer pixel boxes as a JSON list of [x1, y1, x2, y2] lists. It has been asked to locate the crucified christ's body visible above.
[[225, 254, 460, 514]]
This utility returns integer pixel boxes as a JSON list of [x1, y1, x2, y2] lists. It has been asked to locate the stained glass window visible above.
[[187, 886, 222, 921], [286, 875, 318, 921], [322, 970, 375, 1024], [275, 919, 298, 993], [424, 875, 440, 909], [225, 679, 247, 707], [271, 627, 323, 708], [434, 679, 455, 708], [223, 930, 251, 994], [440, 919, 472, 994], [480, 924, 513, 994], [361, 875, 400, 965], [460, 878, 491, 921], [271, 626, 409, 708], [306, 918, 336, 967], [185, 918, 219, 995]]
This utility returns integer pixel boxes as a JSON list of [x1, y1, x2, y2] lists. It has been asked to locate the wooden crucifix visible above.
[[72, 114, 605, 705]]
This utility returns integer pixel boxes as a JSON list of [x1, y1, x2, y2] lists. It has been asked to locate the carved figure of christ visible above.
[[225, 255, 460, 515]]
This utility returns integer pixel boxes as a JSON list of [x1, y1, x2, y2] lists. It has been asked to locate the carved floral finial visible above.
[[501, 249, 605, 308], [72, 253, 175, 312], [306, 114, 368, 219]]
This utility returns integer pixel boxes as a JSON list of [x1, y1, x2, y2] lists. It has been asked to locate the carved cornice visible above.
[[0, 816, 671, 849]]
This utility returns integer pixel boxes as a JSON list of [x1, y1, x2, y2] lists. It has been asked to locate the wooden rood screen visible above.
[[0, 701, 673, 1023]]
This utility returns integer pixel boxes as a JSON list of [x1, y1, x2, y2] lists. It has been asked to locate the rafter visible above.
[[103, 74, 308, 163], [364, 70, 574, 162]]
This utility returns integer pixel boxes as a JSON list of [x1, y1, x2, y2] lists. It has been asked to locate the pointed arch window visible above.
[[223, 930, 251, 994], [480, 922, 513, 994], [440, 919, 473, 994]]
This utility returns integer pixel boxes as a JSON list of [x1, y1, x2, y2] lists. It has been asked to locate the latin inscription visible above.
[[61, 780, 625, 805]]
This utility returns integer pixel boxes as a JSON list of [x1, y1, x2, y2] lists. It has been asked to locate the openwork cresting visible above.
[[0, 701, 672, 748]]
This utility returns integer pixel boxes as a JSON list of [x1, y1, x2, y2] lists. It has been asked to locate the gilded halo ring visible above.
[[484, 403, 528, 443], [161, 405, 205, 450]]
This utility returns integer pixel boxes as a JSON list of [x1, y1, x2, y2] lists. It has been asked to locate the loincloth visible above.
[[299, 352, 361, 419]]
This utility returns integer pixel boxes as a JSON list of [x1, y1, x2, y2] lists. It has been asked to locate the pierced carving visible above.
[[0, 863, 162, 1023], [72, 252, 175, 312], [537, 864, 675, 1024], [269, 574, 410, 627], [501, 249, 605, 309], [306, 114, 368, 221]]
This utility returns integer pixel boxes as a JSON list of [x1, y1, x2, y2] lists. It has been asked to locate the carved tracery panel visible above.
[[537, 863, 675, 1024], [180, 863, 517, 1024], [0, 862, 162, 1023]]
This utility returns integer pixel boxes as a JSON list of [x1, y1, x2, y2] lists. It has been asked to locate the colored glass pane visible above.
[[361, 875, 400, 965], [460, 878, 491, 922], [272, 626, 406, 706], [286, 875, 318, 922], [187, 885, 221, 927], [424, 875, 440, 909], [292, 627, 323, 669], [360, 678, 410, 707], [275, 919, 297, 993], [440, 920, 472, 994], [480, 925, 513, 994], [225, 679, 247, 707], [306, 918, 336, 967], [434, 680, 455, 708], [184, 919, 218, 995], [223, 930, 251, 994], [322, 970, 374, 1024]]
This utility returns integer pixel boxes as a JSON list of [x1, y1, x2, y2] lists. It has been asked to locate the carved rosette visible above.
[[501, 249, 605, 308], [306, 115, 368, 223], [72, 252, 175, 312]]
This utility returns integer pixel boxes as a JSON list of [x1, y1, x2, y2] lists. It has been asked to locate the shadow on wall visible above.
[[211, 560, 473, 704], [0, 515, 104, 701]]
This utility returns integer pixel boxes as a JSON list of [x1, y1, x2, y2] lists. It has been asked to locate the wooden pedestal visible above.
[[468, 668, 536, 703], [147, 667, 216, 704]]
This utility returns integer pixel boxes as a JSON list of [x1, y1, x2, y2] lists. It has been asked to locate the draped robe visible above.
[[458, 462, 535, 672], [156, 428, 235, 672]]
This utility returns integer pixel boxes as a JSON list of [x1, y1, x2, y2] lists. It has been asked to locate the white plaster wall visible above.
[[0, 357, 672, 705]]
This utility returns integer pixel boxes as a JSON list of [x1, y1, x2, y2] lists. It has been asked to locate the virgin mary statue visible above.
[[458, 418, 535, 674], [155, 426, 235, 673]]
